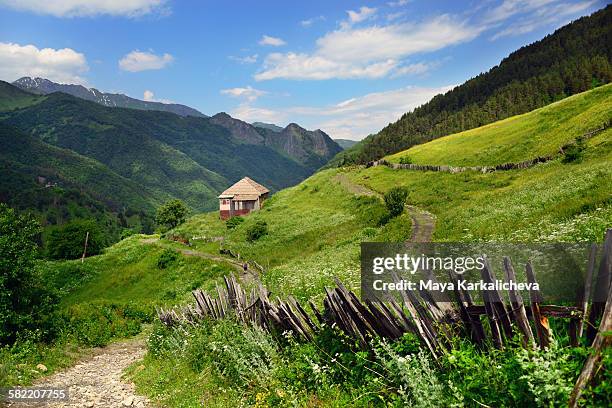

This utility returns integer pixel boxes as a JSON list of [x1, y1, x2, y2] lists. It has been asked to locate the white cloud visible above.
[[118, 50, 173, 72], [490, 0, 596, 39], [391, 62, 436, 77], [220, 86, 267, 102], [256, 53, 398, 81], [347, 6, 377, 24], [301, 15, 325, 27], [231, 105, 283, 124], [387, 11, 405, 21], [294, 85, 455, 140], [388, 0, 410, 6], [142, 89, 172, 103], [483, 0, 558, 24], [259, 35, 286, 47], [228, 85, 453, 140], [256, 15, 479, 81], [0, 0, 168, 18], [229, 54, 258, 64], [0, 42, 88, 83]]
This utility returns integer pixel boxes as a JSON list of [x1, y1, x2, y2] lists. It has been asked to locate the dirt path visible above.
[[334, 172, 436, 242], [7, 340, 150, 408], [405, 205, 436, 242]]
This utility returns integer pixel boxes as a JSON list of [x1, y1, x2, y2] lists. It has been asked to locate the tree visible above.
[[0, 204, 55, 343], [156, 199, 188, 230], [46, 219, 105, 260], [384, 187, 408, 218]]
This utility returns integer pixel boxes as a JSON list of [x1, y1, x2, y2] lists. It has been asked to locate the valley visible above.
[[1, 4, 611, 407]]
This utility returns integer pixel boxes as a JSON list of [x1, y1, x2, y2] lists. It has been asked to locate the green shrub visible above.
[[46, 219, 106, 260], [384, 187, 409, 218], [62, 301, 150, 347], [399, 156, 413, 164], [226, 216, 244, 230], [157, 249, 179, 269], [246, 220, 268, 242], [562, 137, 586, 163], [120, 228, 136, 240]]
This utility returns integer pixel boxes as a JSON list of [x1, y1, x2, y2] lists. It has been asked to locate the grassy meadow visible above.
[[386, 84, 612, 166], [4, 85, 610, 406]]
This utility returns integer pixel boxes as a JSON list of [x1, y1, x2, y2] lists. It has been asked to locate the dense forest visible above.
[[330, 5, 612, 165]]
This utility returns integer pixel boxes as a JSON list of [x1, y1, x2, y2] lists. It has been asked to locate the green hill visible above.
[[386, 84, 612, 166], [330, 5, 612, 166], [0, 83, 322, 209], [18, 81, 611, 407], [169, 86, 611, 301]]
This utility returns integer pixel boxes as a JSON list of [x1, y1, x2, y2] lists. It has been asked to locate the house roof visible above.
[[218, 177, 269, 199]]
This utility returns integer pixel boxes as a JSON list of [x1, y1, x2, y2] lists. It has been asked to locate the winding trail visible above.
[[333, 172, 436, 242], [405, 205, 436, 242], [7, 339, 150, 408]]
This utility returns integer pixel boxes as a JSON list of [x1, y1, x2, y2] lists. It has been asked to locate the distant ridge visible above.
[[252, 122, 283, 132], [334, 139, 358, 150], [12, 77, 207, 118]]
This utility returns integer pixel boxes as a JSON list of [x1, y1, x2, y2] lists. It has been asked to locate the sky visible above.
[[0, 0, 606, 140]]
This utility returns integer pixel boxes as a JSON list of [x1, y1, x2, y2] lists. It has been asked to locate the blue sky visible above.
[[0, 0, 606, 140]]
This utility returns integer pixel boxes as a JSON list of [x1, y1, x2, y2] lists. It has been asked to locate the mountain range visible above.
[[13, 76, 207, 118], [0, 80, 341, 242]]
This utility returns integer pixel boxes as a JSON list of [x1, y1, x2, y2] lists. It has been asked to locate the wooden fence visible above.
[[158, 229, 611, 403]]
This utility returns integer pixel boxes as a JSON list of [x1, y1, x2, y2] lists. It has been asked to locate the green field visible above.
[[386, 84, 611, 166], [6, 85, 610, 406]]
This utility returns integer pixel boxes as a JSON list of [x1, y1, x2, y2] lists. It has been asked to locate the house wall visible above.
[[219, 199, 258, 220]]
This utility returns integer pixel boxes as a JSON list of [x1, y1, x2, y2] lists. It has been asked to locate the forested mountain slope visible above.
[[0, 81, 340, 248], [330, 5, 612, 165]]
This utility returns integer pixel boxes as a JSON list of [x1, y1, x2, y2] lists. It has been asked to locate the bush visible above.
[[562, 137, 586, 163], [120, 228, 136, 240], [399, 156, 413, 164], [156, 199, 188, 230], [384, 187, 409, 218], [0, 204, 58, 344], [46, 219, 106, 260], [246, 220, 268, 242], [157, 249, 179, 269], [62, 301, 151, 347], [226, 216, 244, 230]]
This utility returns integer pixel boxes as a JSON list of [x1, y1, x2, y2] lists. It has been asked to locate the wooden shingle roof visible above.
[[218, 177, 269, 199]]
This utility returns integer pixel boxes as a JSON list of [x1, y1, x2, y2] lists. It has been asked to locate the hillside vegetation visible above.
[[125, 86, 611, 407], [386, 84, 611, 166], [330, 6, 612, 165], [172, 85, 611, 302]]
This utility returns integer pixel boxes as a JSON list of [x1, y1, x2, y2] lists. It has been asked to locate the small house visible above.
[[218, 177, 270, 220]]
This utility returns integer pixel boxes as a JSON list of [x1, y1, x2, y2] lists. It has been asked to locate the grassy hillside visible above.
[[330, 5, 612, 165], [10, 88, 609, 406], [386, 84, 611, 166], [172, 170, 413, 301], [171, 88, 611, 302], [129, 88, 611, 407], [0, 80, 42, 112]]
